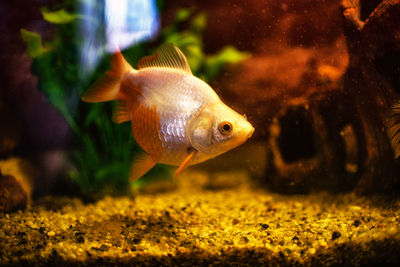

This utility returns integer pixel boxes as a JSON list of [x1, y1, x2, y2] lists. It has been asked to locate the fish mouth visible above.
[[237, 127, 254, 145], [247, 127, 255, 139]]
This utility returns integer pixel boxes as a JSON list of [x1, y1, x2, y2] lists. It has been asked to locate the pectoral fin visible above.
[[129, 152, 158, 182], [112, 101, 130, 123], [174, 150, 197, 180]]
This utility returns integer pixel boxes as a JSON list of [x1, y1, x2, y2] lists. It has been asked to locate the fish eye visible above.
[[218, 121, 233, 135]]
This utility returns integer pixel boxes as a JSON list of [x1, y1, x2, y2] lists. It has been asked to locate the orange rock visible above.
[[0, 174, 28, 212]]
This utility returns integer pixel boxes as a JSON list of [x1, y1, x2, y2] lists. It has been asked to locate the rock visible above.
[[209, 0, 400, 194], [0, 158, 35, 212], [0, 174, 28, 212]]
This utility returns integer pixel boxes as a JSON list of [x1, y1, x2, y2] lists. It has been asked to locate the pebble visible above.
[[47, 231, 56, 237]]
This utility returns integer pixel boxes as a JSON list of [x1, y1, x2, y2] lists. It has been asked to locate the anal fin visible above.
[[129, 152, 158, 182], [174, 150, 196, 180]]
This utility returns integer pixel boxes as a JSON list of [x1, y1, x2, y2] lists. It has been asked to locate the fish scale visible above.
[[159, 106, 193, 165]]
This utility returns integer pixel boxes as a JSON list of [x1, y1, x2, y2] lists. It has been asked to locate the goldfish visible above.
[[82, 44, 254, 181]]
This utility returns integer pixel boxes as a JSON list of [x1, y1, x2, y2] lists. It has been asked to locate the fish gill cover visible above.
[[20, 0, 249, 194]]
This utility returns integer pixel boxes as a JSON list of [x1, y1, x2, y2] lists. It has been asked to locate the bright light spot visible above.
[[79, 0, 160, 76], [105, 0, 159, 52]]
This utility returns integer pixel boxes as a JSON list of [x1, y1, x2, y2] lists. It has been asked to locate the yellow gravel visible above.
[[1, 170, 400, 265]]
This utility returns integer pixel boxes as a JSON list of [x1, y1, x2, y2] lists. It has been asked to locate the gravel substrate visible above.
[[1, 170, 400, 266]]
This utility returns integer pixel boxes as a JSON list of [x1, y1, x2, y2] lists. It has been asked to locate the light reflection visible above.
[[79, 0, 159, 76], [105, 0, 159, 52]]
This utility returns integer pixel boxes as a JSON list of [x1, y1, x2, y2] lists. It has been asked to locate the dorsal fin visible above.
[[137, 43, 192, 74]]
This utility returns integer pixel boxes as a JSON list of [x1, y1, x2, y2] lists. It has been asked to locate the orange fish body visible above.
[[82, 44, 254, 181]]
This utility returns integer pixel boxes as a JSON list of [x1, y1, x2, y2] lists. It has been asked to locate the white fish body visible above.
[[82, 44, 254, 181]]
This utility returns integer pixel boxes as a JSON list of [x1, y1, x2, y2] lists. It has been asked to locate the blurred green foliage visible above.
[[41, 8, 83, 24], [20, 30, 51, 58], [21, 2, 249, 194], [160, 9, 250, 81]]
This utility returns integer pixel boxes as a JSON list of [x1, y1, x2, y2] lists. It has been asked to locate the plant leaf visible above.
[[20, 29, 50, 59], [42, 9, 82, 24], [190, 13, 207, 32], [175, 8, 193, 22], [205, 46, 250, 79]]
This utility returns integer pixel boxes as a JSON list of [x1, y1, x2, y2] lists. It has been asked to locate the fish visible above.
[[82, 43, 254, 181], [388, 103, 400, 158]]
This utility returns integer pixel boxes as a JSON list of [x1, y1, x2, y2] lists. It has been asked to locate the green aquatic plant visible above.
[[21, 3, 249, 194], [159, 9, 250, 81], [21, 3, 138, 194]]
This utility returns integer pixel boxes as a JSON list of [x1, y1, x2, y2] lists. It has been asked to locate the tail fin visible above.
[[82, 50, 132, 103], [387, 103, 400, 158]]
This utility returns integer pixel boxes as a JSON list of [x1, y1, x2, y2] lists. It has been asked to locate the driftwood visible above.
[[265, 0, 400, 193]]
